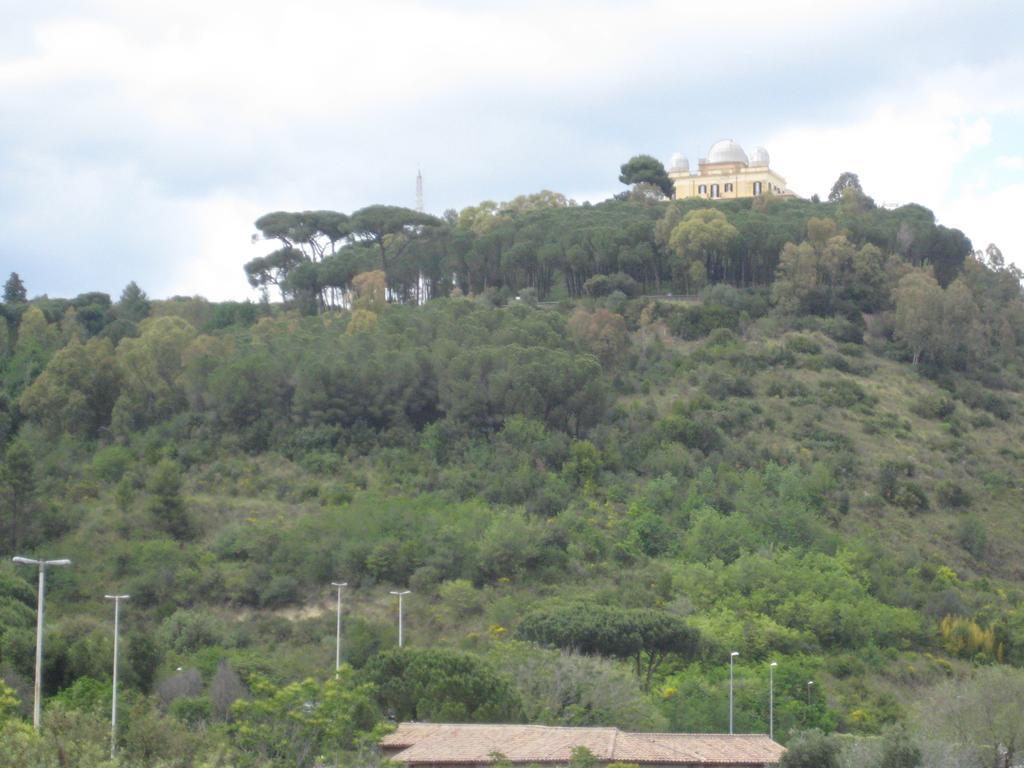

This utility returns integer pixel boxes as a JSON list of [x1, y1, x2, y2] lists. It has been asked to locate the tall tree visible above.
[[828, 172, 862, 203], [915, 666, 1024, 768], [779, 730, 840, 768], [19, 336, 121, 438], [118, 281, 151, 323], [349, 205, 441, 277], [619, 155, 674, 199], [253, 210, 351, 261], [230, 669, 382, 768], [111, 316, 197, 434], [3, 272, 26, 304], [0, 441, 35, 550], [247, 211, 353, 310], [516, 602, 700, 688], [668, 209, 740, 290], [146, 459, 193, 540], [365, 648, 524, 723]]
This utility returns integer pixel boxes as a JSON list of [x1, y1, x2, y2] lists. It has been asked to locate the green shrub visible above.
[[91, 445, 134, 483], [956, 382, 1011, 420], [439, 579, 484, 618], [158, 609, 229, 654], [780, 729, 840, 768], [937, 480, 971, 509], [705, 328, 738, 348], [911, 394, 956, 420], [169, 695, 211, 726], [957, 516, 987, 559], [784, 333, 823, 355], [819, 377, 875, 408], [894, 483, 929, 512]]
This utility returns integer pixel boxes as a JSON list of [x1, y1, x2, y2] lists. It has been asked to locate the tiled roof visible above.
[[381, 723, 785, 766]]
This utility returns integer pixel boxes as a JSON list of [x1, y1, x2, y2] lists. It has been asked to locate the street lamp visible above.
[[104, 594, 129, 759], [769, 662, 778, 741], [331, 582, 348, 674], [390, 590, 411, 648], [729, 651, 739, 734], [12, 556, 71, 730], [807, 680, 815, 706]]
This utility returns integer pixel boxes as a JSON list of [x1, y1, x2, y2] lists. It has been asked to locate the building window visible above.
[[724, 183, 733, 192], [698, 184, 707, 195], [711, 184, 719, 198], [753, 181, 763, 195]]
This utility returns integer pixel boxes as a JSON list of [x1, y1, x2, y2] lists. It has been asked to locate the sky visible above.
[[1, 0, 1022, 301]]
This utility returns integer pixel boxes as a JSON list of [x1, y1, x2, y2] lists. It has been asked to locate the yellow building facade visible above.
[[668, 140, 790, 200]]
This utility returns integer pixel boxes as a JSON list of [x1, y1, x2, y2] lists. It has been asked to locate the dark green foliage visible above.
[[956, 515, 987, 559], [117, 282, 151, 323], [584, 273, 641, 298], [5, 188, 1024, 764], [365, 647, 524, 722], [570, 746, 601, 768], [145, 459, 193, 540], [780, 729, 840, 768], [3, 273, 27, 304], [618, 155, 674, 198], [936, 480, 971, 509], [878, 726, 922, 768], [818, 377, 874, 408], [516, 602, 700, 687], [828, 173, 862, 203], [879, 461, 928, 511], [955, 381, 1011, 419], [910, 393, 956, 420], [0, 441, 36, 550]]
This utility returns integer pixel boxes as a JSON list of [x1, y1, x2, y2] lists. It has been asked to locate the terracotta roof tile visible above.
[[381, 723, 785, 766]]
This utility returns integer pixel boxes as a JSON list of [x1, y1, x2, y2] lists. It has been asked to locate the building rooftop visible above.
[[705, 139, 749, 165], [381, 723, 786, 766]]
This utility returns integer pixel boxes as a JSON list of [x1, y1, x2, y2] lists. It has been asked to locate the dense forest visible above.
[[3, 181, 1024, 768]]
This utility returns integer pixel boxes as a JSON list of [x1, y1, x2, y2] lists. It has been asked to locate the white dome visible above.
[[706, 139, 749, 165], [670, 152, 689, 172], [749, 146, 770, 166]]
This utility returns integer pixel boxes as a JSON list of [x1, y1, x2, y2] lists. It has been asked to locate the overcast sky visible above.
[[2, 0, 1022, 301]]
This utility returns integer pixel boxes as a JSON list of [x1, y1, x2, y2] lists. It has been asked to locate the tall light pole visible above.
[[390, 590, 411, 647], [12, 556, 71, 730], [331, 582, 348, 674], [807, 680, 814, 706], [769, 662, 777, 741], [729, 651, 739, 734], [105, 594, 129, 759]]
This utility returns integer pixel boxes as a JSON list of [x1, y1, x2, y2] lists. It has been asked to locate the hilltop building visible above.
[[669, 140, 791, 201], [381, 723, 785, 768]]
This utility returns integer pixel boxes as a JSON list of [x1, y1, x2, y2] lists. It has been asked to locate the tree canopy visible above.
[[828, 172, 862, 202], [516, 603, 701, 687], [619, 155, 674, 199]]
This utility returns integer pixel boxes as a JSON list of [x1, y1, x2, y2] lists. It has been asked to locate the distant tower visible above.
[[415, 169, 424, 213]]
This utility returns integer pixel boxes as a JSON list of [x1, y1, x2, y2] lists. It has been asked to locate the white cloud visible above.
[[765, 56, 1024, 263], [0, 0, 1020, 299], [172, 195, 268, 300], [996, 155, 1024, 170], [945, 182, 1024, 260]]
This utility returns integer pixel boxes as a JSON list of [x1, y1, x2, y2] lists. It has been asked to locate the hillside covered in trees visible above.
[[3, 186, 1024, 768]]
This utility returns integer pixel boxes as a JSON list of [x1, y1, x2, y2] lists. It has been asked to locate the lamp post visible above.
[[12, 556, 71, 730], [104, 594, 129, 759], [389, 590, 411, 647], [807, 680, 814, 706], [769, 662, 777, 741], [331, 582, 348, 674], [729, 651, 739, 734]]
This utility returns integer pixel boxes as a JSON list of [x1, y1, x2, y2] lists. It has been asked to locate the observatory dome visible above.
[[670, 152, 690, 172], [749, 146, 770, 167], [706, 139, 749, 165]]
